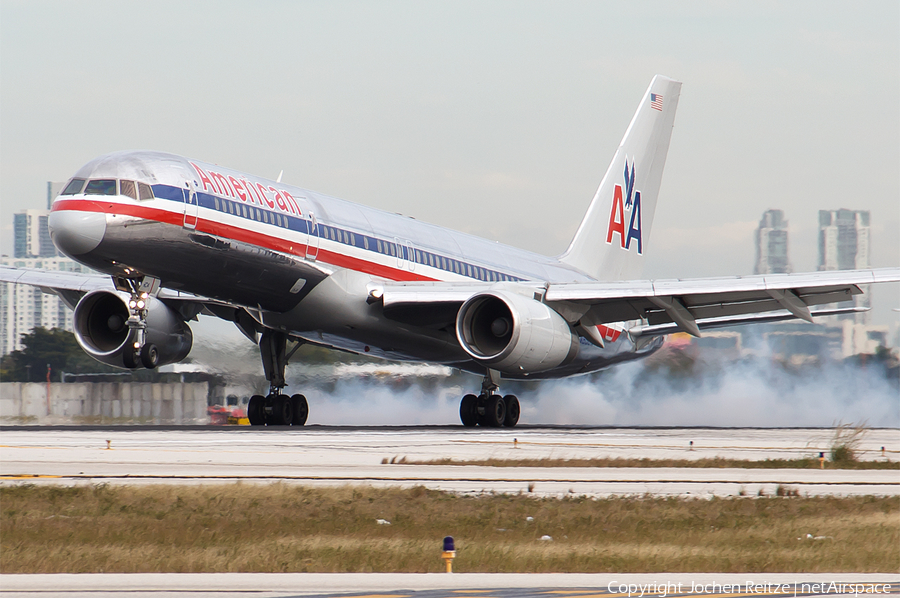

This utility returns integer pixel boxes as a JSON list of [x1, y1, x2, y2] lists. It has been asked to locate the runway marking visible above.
[[0, 473, 895, 486], [450, 440, 871, 453]]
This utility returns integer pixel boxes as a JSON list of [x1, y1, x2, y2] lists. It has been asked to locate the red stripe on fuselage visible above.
[[52, 199, 439, 283]]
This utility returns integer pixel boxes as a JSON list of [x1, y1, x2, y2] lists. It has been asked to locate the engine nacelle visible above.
[[455, 290, 578, 375], [73, 290, 193, 369]]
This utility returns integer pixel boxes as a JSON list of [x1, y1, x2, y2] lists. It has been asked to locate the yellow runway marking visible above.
[[0, 474, 61, 480]]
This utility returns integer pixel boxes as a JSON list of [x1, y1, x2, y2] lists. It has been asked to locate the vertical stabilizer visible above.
[[560, 75, 681, 281]]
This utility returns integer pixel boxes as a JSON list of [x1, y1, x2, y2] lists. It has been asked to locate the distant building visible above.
[[3, 182, 85, 355], [13, 210, 58, 258], [0, 256, 89, 356], [12, 183, 65, 259], [754, 209, 791, 274], [817, 209, 871, 323]]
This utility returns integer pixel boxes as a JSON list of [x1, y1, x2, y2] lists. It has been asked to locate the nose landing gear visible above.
[[459, 370, 520, 428], [247, 330, 309, 426], [117, 276, 160, 369]]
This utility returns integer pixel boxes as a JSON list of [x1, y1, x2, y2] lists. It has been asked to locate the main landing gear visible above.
[[247, 330, 309, 426], [458, 370, 520, 428], [119, 276, 160, 369]]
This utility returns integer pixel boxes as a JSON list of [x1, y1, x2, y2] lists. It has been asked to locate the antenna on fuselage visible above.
[[276, 170, 284, 183]]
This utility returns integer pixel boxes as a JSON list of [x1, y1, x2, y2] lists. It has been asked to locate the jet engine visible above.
[[72, 290, 193, 369], [455, 290, 578, 375]]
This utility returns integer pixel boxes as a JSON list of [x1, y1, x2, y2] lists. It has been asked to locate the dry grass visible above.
[[400, 457, 899, 470], [1, 484, 897, 573]]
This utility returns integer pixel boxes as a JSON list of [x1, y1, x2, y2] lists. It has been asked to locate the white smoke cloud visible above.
[[295, 358, 899, 428], [523, 359, 899, 427], [189, 323, 899, 427]]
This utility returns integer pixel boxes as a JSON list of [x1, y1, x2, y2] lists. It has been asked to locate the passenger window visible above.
[[363, 237, 369, 250], [120, 180, 137, 200], [61, 178, 86, 195], [85, 179, 117, 195], [138, 182, 154, 200], [214, 198, 220, 211]]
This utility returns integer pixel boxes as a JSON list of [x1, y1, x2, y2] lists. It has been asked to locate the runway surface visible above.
[[1, 573, 897, 598], [1, 427, 897, 497]]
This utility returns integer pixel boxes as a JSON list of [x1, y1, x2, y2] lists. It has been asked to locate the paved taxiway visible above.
[[1, 573, 898, 598], [1, 427, 897, 497]]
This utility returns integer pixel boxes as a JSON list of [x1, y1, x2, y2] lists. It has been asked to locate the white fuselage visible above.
[[49, 150, 660, 379]]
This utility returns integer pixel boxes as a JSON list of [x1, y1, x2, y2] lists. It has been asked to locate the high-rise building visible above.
[[13, 210, 58, 258], [12, 182, 65, 259], [817, 209, 871, 323], [0, 256, 88, 356], [2, 182, 85, 355], [753, 209, 791, 274]]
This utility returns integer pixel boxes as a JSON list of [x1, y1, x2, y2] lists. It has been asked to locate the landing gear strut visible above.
[[459, 369, 520, 428], [117, 276, 160, 369], [247, 330, 309, 426]]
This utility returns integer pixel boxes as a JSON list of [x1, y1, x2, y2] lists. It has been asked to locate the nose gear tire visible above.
[[140, 343, 159, 369]]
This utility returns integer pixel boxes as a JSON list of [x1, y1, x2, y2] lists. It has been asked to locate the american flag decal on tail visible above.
[[650, 93, 663, 111]]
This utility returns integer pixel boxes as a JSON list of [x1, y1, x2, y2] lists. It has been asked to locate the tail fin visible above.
[[560, 75, 681, 281]]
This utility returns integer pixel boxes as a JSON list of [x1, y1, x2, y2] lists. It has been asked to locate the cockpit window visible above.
[[61, 178, 86, 195], [120, 180, 138, 200], [138, 182, 154, 200], [84, 179, 117, 195]]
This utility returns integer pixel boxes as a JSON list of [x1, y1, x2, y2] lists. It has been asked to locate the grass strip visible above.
[[1, 484, 897, 573], [394, 457, 899, 470]]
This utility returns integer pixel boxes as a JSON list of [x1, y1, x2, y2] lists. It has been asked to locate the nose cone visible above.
[[49, 210, 107, 256]]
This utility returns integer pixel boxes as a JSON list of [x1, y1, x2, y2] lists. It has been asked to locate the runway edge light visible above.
[[442, 536, 456, 573]]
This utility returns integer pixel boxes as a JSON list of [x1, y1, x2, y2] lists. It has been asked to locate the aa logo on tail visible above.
[[605, 159, 643, 254]]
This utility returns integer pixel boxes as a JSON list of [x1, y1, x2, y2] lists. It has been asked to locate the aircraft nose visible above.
[[49, 210, 107, 256]]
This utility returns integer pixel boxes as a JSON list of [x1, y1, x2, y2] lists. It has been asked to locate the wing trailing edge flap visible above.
[[630, 306, 868, 338], [547, 267, 899, 336]]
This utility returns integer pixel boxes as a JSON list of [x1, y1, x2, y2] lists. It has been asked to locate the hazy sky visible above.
[[1, 0, 897, 327]]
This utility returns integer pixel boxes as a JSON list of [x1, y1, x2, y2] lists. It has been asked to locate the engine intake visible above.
[[455, 291, 577, 375], [73, 290, 193, 369]]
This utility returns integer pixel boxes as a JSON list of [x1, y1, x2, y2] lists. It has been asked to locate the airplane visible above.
[[2, 75, 897, 428]]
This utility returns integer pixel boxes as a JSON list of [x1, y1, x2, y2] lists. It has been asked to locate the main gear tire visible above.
[[502, 394, 520, 427], [482, 394, 506, 428], [459, 394, 478, 427], [247, 394, 265, 426], [290, 394, 309, 426], [270, 394, 293, 426]]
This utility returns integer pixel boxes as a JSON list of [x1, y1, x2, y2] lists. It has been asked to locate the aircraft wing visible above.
[[375, 268, 900, 337], [0, 266, 229, 313]]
